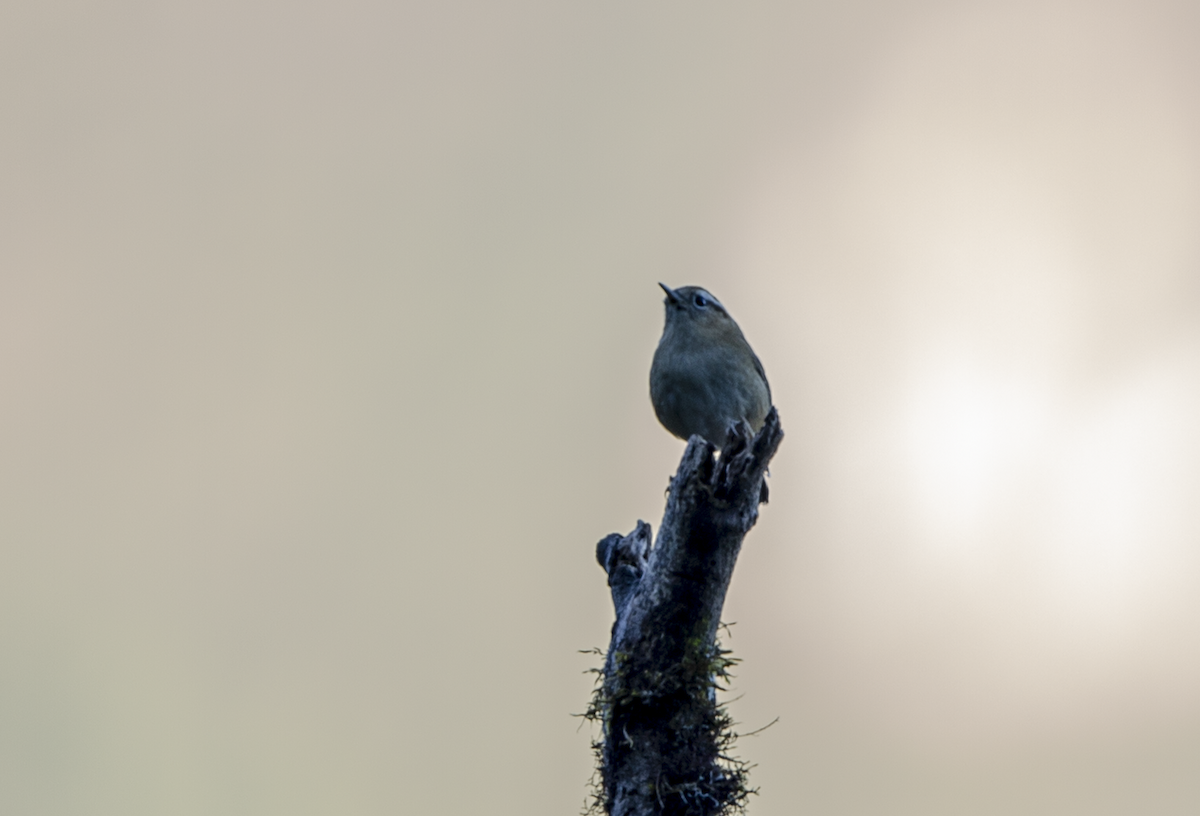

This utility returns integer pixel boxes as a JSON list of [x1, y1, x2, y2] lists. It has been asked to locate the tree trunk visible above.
[[590, 408, 784, 816]]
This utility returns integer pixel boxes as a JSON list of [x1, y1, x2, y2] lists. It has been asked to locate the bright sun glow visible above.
[[1046, 363, 1195, 619], [900, 352, 1197, 619], [903, 362, 1044, 536]]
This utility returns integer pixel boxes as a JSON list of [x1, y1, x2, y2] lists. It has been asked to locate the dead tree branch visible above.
[[590, 408, 784, 816]]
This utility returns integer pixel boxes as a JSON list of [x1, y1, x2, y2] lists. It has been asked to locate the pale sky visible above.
[[3, 2, 1199, 814]]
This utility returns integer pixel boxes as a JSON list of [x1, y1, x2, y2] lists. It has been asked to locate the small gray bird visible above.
[[650, 284, 772, 450]]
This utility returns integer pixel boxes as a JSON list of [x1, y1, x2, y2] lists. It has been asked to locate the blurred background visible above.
[[3, 1, 1199, 814]]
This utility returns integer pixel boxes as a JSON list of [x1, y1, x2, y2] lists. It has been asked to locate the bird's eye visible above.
[[693, 294, 708, 308]]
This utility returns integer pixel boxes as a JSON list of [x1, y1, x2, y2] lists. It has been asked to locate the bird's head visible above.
[[659, 283, 737, 336]]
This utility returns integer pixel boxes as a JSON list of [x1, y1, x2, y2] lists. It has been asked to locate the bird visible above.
[[650, 283, 772, 450]]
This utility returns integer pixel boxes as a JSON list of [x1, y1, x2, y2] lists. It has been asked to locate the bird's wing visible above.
[[752, 352, 771, 404]]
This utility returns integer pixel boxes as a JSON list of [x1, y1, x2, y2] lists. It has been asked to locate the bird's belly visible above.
[[652, 369, 749, 446]]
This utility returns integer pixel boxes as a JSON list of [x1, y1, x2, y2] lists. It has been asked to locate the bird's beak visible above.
[[659, 282, 681, 304]]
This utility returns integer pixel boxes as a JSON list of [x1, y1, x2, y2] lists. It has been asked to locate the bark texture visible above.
[[591, 408, 783, 816]]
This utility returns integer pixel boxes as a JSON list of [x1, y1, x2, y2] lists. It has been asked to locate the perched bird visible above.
[[650, 284, 772, 450]]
